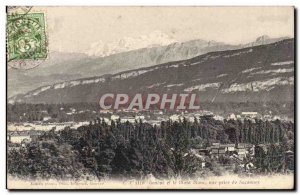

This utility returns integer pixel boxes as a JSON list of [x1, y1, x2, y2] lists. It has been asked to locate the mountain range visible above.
[[8, 35, 288, 98], [9, 38, 294, 104]]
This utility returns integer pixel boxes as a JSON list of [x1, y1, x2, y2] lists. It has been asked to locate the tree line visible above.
[[8, 116, 294, 180]]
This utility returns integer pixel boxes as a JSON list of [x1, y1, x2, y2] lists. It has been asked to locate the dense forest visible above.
[[7, 116, 294, 180]]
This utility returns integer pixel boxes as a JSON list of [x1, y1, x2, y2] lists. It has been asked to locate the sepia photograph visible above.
[[6, 6, 295, 190]]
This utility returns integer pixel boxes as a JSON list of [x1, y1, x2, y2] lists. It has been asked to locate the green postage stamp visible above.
[[7, 12, 47, 67]]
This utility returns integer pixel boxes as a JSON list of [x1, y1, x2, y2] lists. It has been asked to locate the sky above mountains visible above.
[[30, 6, 294, 54]]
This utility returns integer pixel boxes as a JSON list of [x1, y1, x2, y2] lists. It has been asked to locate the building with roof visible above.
[[241, 112, 259, 119], [8, 131, 31, 143]]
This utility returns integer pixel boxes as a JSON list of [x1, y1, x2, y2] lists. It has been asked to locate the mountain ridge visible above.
[[8, 35, 290, 98], [9, 38, 294, 104]]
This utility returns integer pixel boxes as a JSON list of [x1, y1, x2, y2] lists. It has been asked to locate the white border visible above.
[[1, 1, 298, 194]]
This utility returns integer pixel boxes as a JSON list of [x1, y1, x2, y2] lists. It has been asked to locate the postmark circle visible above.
[[7, 10, 47, 70]]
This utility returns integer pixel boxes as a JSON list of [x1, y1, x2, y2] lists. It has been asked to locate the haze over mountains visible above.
[[8, 35, 288, 98], [9, 38, 294, 104]]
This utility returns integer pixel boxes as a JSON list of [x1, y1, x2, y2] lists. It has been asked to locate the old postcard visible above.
[[6, 6, 295, 190]]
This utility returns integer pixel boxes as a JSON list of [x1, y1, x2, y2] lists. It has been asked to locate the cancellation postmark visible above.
[[7, 7, 48, 69]]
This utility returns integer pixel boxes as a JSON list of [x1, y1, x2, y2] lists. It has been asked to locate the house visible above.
[[241, 112, 259, 119], [43, 116, 52, 122], [103, 117, 110, 122], [153, 110, 163, 115], [135, 115, 145, 121], [8, 131, 31, 143], [121, 117, 136, 123], [147, 120, 161, 126], [205, 142, 255, 159], [169, 114, 183, 122], [110, 114, 120, 121], [220, 144, 235, 152], [228, 113, 236, 120], [198, 148, 210, 156], [188, 116, 196, 122], [208, 143, 239, 158], [199, 110, 214, 116], [8, 145, 20, 151], [29, 130, 44, 141], [70, 108, 77, 113], [99, 109, 113, 114], [218, 148, 226, 156], [213, 115, 224, 121], [209, 144, 220, 158], [211, 146, 219, 156], [236, 143, 247, 158]]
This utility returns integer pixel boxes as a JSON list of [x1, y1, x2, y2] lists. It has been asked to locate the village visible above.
[[7, 106, 292, 173], [7, 108, 264, 174], [7, 106, 292, 146], [7, 106, 294, 179], [7, 106, 291, 132]]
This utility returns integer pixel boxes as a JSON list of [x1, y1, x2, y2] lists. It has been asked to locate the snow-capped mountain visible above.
[[87, 31, 178, 57], [87, 33, 289, 57], [10, 39, 294, 104]]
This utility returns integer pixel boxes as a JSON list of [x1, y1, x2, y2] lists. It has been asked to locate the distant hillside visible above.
[[9, 39, 294, 104], [8, 36, 288, 97]]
